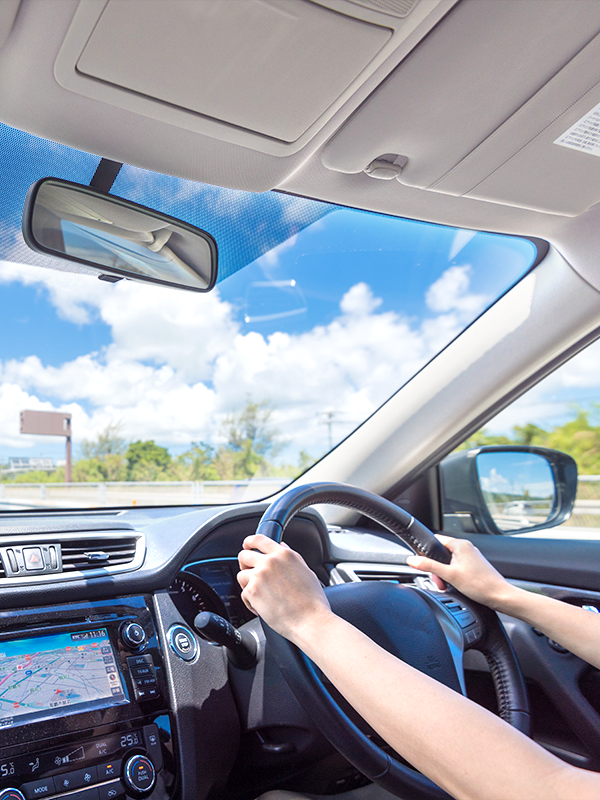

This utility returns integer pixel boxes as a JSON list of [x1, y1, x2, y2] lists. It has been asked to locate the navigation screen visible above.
[[0, 629, 127, 728]]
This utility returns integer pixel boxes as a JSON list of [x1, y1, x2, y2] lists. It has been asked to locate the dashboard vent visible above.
[[61, 535, 139, 571], [353, 569, 415, 583]]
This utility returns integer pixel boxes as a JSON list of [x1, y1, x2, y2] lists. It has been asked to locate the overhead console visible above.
[[0, 0, 458, 190], [322, 0, 600, 215]]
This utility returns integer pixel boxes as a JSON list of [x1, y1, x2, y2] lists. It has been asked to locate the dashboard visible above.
[[0, 502, 599, 800]]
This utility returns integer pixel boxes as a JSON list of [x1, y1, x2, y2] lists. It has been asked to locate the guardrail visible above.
[[0, 478, 292, 509]]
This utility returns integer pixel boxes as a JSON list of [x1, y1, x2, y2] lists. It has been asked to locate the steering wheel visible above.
[[255, 482, 530, 800]]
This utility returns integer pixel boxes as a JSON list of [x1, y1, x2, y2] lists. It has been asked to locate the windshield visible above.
[[0, 124, 538, 509]]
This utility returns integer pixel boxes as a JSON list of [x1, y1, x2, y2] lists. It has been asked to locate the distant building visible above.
[[7, 457, 54, 472]]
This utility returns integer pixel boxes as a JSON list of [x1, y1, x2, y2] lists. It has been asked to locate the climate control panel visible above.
[[0, 722, 167, 800]]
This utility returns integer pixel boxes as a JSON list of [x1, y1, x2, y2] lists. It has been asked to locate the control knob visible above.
[[123, 754, 156, 795], [0, 790, 25, 800], [120, 621, 147, 650]]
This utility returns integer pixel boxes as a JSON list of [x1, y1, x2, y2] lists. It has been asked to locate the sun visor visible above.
[[322, 0, 600, 215], [53, 0, 459, 159]]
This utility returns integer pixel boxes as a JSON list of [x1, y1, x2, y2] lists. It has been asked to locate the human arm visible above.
[[237, 535, 600, 800], [406, 535, 600, 669]]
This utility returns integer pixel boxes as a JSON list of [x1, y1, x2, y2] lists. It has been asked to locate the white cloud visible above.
[[0, 258, 501, 457], [484, 338, 600, 436], [339, 282, 382, 316], [425, 265, 487, 316]]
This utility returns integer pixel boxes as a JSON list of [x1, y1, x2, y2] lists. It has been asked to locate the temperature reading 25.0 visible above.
[[0, 762, 15, 777], [121, 732, 141, 749]]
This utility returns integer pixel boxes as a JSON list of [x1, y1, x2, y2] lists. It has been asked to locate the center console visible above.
[[0, 597, 175, 800]]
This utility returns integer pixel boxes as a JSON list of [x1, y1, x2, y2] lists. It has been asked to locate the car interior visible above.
[[2, 1, 600, 800]]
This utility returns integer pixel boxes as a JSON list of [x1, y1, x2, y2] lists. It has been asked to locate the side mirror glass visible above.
[[475, 451, 555, 532], [22, 178, 218, 292], [440, 445, 578, 535]]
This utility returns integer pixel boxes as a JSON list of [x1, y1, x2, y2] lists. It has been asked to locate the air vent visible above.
[[353, 569, 415, 583], [61, 536, 138, 571], [331, 562, 421, 586]]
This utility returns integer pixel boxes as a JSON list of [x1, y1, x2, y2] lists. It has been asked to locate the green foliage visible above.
[[173, 443, 221, 481], [12, 468, 65, 483], [6, 403, 600, 485], [541, 410, 600, 474], [126, 440, 171, 480], [461, 408, 600, 475], [76, 424, 128, 481], [217, 400, 282, 480], [81, 422, 126, 459], [456, 431, 512, 450]]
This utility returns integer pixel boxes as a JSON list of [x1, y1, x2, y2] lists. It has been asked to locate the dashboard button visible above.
[[0, 791, 25, 800], [123, 755, 155, 795], [97, 781, 125, 800], [168, 625, 197, 661], [120, 623, 147, 650], [20, 779, 53, 799], [130, 665, 153, 677], [127, 654, 153, 668], [97, 761, 122, 781], [23, 548, 44, 571], [143, 724, 163, 772], [53, 765, 97, 792]]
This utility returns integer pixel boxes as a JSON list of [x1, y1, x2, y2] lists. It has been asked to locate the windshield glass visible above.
[[0, 124, 538, 509]]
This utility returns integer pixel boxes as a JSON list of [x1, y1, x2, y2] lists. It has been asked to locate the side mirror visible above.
[[440, 446, 578, 535], [22, 178, 218, 292]]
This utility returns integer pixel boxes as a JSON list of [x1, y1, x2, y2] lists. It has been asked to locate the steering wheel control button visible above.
[[120, 622, 147, 651], [123, 755, 156, 795], [0, 791, 25, 800], [168, 624, 198, 661], [465, 628, 481, 645]]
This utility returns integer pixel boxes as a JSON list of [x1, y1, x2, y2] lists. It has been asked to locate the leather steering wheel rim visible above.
[[256, 482, 530, 800]]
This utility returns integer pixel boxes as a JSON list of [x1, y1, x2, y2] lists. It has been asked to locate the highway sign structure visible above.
[[20, 410, 72, 483]]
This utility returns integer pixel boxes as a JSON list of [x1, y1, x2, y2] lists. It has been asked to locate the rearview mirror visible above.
[[440, 445, 578, 535], [22, 178, 218, 292]]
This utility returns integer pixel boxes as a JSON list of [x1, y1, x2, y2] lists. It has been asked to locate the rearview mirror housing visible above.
[[22, 178, 218, 292], [440, 445, 578, 535]]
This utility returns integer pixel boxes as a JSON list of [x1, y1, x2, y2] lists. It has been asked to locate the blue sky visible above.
[[0, 123, 541, 466]]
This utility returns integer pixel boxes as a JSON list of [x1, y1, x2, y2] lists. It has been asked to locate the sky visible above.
[[0, 123, 552, 468]]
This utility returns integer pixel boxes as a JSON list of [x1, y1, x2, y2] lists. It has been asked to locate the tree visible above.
[[541, 410, 600, 475], [126, 440, 171, 480], [175, 442, 221, 481], [512, 423, 548, 446], [81, 422, 126, 459], [221, 400, 282, 479], [456, 430, 512, 451], [77, 423, 127, 481]]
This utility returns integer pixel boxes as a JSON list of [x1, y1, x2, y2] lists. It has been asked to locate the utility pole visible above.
[[322, 410, 335, 451]]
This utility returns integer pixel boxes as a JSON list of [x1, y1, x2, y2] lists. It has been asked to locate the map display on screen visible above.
[[0, 629, 126, 727]]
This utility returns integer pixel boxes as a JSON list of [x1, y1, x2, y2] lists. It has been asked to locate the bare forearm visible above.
[[495, 585, 600, 669], [293, 611, 597, 800]]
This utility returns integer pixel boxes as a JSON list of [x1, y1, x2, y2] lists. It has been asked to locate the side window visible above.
[[440, 339, 600, 537]]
